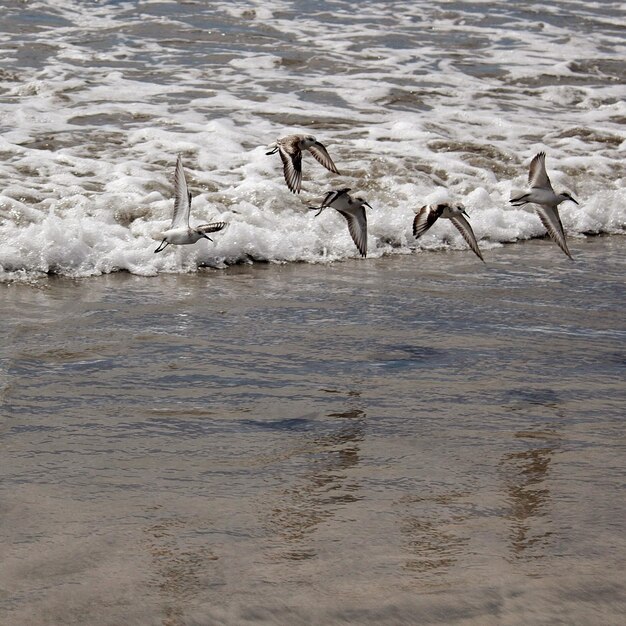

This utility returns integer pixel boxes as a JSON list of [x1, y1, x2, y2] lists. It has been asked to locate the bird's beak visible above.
[[363, 202, 373, 210], [570, 197, 579, 205], [308, 205, 324, 217], [265, 143, 277, 155]]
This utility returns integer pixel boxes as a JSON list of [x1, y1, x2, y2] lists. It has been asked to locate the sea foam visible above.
[[0, 1, 624, 281]]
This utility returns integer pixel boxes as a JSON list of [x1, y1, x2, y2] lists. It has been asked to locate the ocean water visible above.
[[1, 2, 626, 625], [0, 0, 624, 278], [2, 238, 626, 625]]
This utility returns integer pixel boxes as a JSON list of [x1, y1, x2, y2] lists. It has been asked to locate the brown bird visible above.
[[309, 188, 370, 257], [266, 134, 339, 194], [413, 203, 484, 262]]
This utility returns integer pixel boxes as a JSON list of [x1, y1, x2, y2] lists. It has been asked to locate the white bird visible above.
[[510, 151, 578, 259], [154, 155, 226, 253], [413, 203, 484, 262], [309, 188, 370, 257], [266, 134, 340, 194]]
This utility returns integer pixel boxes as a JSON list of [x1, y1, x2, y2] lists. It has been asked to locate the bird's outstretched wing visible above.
[[197, 222, 227, 235], [279, 144, 302, 194], [528, 152, 553, 191], [308, 142, 340, 174], [413, 204, 443, 238], [449, 214, 485, 262], [535, 206, 572, 259], [338, 205, 367, 257], [171, 155, 191, 228]]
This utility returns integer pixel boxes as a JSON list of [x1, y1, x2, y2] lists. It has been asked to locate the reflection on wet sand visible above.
[[398, 491, 470, 578], [499, 389, 564, 564], [142, 507, 220, 626], [264, 400, 365, 561], [500, 430, 559, 561]]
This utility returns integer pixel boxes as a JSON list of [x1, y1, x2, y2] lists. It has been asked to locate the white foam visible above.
[[0, 1, 624, 281]]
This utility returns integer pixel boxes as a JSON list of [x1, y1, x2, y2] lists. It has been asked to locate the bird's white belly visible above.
[[163, 227, 201, 245]]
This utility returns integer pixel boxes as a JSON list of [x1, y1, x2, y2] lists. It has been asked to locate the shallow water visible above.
[[2, 236, 625, 625]]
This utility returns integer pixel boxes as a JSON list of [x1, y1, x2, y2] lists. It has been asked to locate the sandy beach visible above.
[[2, 236, 625, 625]]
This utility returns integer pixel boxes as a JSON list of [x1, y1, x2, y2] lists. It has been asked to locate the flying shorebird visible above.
[[510, 151, 578, 259], [154, 155, 226, 253], [266, 134, 340, 194], [309, 188, 370, 257], [413, 203, 485, 262]]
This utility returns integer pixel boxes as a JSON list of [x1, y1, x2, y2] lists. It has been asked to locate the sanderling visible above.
[[266, 134, 340, 194], [413, 203, 485, 262], [309, 188, 370, 257], [154, 155, 226, 253], [510, 151, 578, 259]]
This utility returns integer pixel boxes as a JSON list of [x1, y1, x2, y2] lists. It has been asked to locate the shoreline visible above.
[[1, 231, 624, 287]]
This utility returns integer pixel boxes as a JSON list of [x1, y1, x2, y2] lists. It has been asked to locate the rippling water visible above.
[[1, 2, 626, 624], [2, 237, 626, 624], [0, 0, 624, 279]]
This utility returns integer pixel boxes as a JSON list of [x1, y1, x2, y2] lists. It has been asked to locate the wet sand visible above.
[[1, 237, 625, 625]]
